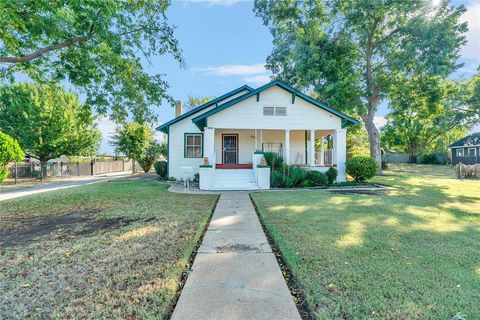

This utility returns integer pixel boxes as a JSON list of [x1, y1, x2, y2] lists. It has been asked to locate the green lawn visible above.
[[0, 179, 218, 319], [251, 164, 480, 319]]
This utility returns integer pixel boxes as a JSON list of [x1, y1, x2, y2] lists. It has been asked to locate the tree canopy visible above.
[[254, 0, 467, 171], [0, 131, 25, 182], [111, 122, 153, 161], [0, 0, 183, 122], [184, 95, 214, 112], [0, 83, 101, 163], [382, 75, 470, 162]]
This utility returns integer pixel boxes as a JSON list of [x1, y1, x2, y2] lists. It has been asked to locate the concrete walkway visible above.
[[172, 192, 301, 320]]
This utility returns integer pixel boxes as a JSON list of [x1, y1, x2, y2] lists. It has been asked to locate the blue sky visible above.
[[97, 0, 480, 153]]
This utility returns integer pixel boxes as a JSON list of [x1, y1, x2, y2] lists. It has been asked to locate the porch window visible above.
[[184, 133, 203, 158], [457, 149, 464, 157], [467, 148, 476, 156]]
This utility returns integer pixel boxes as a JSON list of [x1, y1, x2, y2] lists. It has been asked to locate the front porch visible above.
[[200, 127, 347, 190]]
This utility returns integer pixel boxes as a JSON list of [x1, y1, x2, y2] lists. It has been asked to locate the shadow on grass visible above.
[[252, 166, 480, 319]]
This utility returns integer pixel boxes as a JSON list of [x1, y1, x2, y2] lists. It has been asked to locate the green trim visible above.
[[156, 85, 253, 133], [257, 165, 270, 168], [184, 132, 204, 158], [254, 151, 265, 154], [192, 80, 360, 131], [292, 92, 296, 104], [256, 92, 260, 102], [199, 165, 212, 168]]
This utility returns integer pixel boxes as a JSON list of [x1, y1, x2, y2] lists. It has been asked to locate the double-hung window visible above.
[[185, 133, 203, 158], [457, 149, 464, 157], [467, 148, 476, 157]]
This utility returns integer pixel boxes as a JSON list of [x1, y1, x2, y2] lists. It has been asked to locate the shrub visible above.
[[326, 167, 338, 184], [286, 166, 307, 188], [346, 156, 378, 182], [419, 153, 441, 164], [270, 165, 309, 188], [455, 163, 480, 179], [263, 152, 284, 171], [0, 131, 25, 183], [168, 176, 176, 181], [299, 179, 314, 188], [154, 161, 167, 178], [306, 170, 328, 186], [193, 173, 199, 183]]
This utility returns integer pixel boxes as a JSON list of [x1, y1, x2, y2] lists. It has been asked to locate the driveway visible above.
[[0, 172, 136, 202]]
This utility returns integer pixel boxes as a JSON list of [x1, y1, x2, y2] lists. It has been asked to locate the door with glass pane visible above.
[[222, 134, 238, 165]]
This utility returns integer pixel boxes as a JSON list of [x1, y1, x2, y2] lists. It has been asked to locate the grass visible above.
[[251, 164, 480, 319], [0, 179, 218, 319]]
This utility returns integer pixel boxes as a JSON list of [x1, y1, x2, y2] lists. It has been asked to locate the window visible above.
[[457, 149, 464, 157], [263, 106, 287, 116], [467, 148, 476, 157], [184, 133, 203, 158]]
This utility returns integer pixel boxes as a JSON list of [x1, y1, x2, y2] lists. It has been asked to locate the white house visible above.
[[157, 80, 359, 190]]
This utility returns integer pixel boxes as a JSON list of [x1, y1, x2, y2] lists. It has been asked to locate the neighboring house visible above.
[[157, 80, 359, 190], [449, 132, 480, 165]]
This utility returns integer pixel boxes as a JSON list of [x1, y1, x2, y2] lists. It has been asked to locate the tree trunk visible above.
[[407, 141, 417, 163], [364, 35, 382, 175], [364, 115, 382, 174], [132, 158, 136, 174]]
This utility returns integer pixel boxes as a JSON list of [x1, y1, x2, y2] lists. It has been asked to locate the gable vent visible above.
[[263, 106, 287, 116], [263, 106, 275, 116]]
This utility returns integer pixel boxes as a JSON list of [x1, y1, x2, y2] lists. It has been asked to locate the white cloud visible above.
[[461, 4, 480, 63], [244, 74, 271, 85], [193, 63, 266, 76], [183, 0, 242, 7], [470, 124, 480, 134], [193, 63, 272, 86], [374, 116, 388, 129]]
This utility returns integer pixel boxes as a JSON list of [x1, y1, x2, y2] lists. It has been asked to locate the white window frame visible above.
[[467, 148, 476, 157], [457, 148, 464, 157]]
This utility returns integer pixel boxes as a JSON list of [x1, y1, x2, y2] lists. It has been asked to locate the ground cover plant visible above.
[[251, 164, 480, 319], [0, 179, 218, 319]]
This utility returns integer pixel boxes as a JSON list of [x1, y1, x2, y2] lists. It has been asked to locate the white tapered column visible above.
[[309, 129, 315, 166], [284, 129, 290, 165], [203, 127, 215, 165], [320, 137, 325, 165], [334, 128, 347, 182]]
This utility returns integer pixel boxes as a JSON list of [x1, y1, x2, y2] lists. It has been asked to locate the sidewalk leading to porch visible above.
[[171, 192, 301, 320]]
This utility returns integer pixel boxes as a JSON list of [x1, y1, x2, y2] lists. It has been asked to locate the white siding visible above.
[[207, 86, 342, 130], [167, 89, 250, 179]]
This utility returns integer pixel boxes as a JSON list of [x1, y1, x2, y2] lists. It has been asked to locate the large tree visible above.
[[0, 83, 101, 164], [111, 122, 153, 173], [0, 0, 183, 122], [382, 74, 474, 162], [254, 0, 467, 172], [0, 131, 25, 182]]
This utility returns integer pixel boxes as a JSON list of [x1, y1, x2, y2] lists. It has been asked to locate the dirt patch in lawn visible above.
[[0, 209, 152, 248]]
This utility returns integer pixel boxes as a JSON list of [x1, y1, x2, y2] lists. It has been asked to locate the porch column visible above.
[[284, 129, 290, 165], [320, 136, 325, 165], [333, 128, 347, 182], [203, 127, 215, 165], [309, 129, 315, 166]]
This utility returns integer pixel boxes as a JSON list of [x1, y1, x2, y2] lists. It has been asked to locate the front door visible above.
[[223, 134, 238, 165]]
